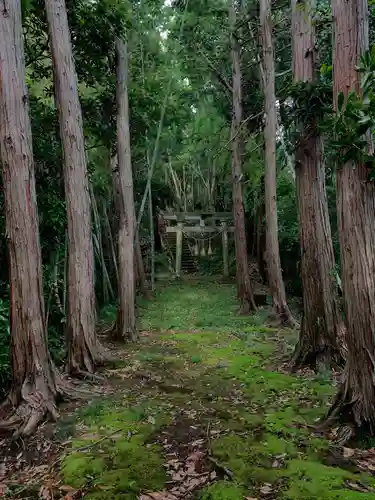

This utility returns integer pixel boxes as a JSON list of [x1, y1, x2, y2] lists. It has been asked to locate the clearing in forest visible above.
[[3, 284, 375, 499]]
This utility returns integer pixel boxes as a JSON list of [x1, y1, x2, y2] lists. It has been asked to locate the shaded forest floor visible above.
[[3, 284, 375, 499]]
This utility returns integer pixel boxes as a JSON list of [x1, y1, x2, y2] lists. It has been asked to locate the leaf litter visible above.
[[141, 413, 220, 499]]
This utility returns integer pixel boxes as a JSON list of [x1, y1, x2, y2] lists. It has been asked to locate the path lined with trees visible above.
[[1, 0, 375, 494]]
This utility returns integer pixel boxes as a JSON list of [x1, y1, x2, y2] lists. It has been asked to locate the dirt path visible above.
[[2, 284, 375, 499]]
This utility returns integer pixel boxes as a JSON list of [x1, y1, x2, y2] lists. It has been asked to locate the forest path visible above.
[[4, 284, 375, 499]]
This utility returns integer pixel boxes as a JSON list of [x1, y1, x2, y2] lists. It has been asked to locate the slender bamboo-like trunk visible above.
[[44, 0, 104, 374], [326, 0, 375, 434], [260, 0, 295, 326], [148, 182, 155, 291], [291, 0, 343, 372], [114, 38, 137, 341], [230, 0, 256, 314], [0, 0, 65, 436]]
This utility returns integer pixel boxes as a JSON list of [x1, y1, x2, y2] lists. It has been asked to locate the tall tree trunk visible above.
[[256, 176, 268, 285], [114, 38, 137, 341], [0, 0, 65, 436], [111, 155, 150, 301], [326, 0, 375, 434], [44, 0, 104, 374], [230, 0, 256, 314], [135, 236, 151, 299], [260, 0, 295, 326], [290, 0, 343, 372]]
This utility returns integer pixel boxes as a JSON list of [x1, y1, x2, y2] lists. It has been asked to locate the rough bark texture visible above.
[[111, 155, 150, 302], [326, 0, 375, 434], [230, 1, 256, 314], [135, 236, 151, 299], [44, 0, 104, 373], [260, 0, 295, 326], [0, 0, 64, 435], [114, 38, 137, 341], [290, 0, 343, 371], [255, 176, 268, 285]]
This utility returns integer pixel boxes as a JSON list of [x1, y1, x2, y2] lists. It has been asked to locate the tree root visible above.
[[290, 340, 344, 374], [238, 297, 256, 315], [100, 322, 115, 336], [109, 318, 139, 342], [67, 339, 108, 377], [70, 369, 106, 382], [0, 371, 80, 437], [268, 311, 299, 329], [0, 397, 58, 437], [317, 366, 375, 443]]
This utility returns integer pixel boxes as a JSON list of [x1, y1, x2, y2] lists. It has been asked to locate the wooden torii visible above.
[[159, 212, 235, 277]]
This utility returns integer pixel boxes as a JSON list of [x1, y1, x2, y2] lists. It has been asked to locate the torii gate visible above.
[[158, 212, 235, 277]]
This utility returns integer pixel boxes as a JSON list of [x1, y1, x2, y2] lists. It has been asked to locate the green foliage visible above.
[[322, 48, 375, 173], [329, 90, 375, 169], [288, 80, 333, 126]]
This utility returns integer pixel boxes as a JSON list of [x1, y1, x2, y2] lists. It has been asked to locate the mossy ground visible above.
[[59, 283, 375, 499]]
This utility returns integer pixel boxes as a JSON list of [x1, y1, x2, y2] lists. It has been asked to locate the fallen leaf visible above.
[[343, 447, 355, 458], [346, 481, 374, 493], [190, 438, 205, 447], [59, 485, 78, 493], [171, 471, 185, 481], [260, 483, 273, 495], [39, 485, 52, 500]]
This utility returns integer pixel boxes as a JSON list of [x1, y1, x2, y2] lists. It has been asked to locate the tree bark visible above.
[[260, 0, 295, 326], [256, 176, 268, 285], [111, 154, 150, 301], [44, 0, 104, 374], [135, 236, 151, 299], [113, 38, 137, 341], [0, 0, 65, 435], [326, 0, 375, 434], [230, 0, 256, 314], [290, 0, 343, 371]]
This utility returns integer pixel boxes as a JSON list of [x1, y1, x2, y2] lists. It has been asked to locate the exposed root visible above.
[[268, 311, 299, 329], [0, 396, 58, 437], [291, 345, 344, 374], [0, 370, 81, 437], [67, 339, 108, 377], [291, 325, 345, 374], [238, 297, 256, 315], [109, 318, 139, 342], [70, 369, 106, 382], [100, 322, 116, 336], [318, 363, 375, 443]]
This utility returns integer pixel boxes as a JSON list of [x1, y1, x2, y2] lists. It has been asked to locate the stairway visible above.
[[164, 232, 197, 274]]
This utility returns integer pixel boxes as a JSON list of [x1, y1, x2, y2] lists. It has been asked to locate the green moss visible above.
[[282, 460, 375, 499], [61, 404, 167, 499], [198, 481, 247, 500], [59, 285, 375, 499], [62, 455, 106, 488], [211, 432, 298, 483]]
